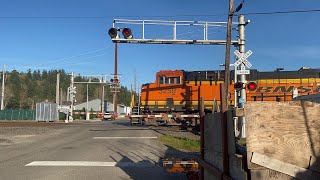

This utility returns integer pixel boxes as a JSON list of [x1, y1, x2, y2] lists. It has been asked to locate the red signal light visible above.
[[122, 27, 133, 39], [247, 82, 257, 91]]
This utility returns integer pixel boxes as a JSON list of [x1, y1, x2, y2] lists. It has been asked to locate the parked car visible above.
[[103, 111, 115, 120]]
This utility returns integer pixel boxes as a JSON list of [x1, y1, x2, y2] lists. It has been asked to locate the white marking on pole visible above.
[[93, 137, 158, 139], [25, 161, 155, 167]]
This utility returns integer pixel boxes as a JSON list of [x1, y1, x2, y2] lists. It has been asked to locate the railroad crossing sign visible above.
[[234, 50, 252, 68]]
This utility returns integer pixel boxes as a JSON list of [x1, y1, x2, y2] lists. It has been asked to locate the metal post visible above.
[[69, 72, 74, 122], [222, 0, 234, 112], [173, 21, 177, 40], [142, 20, 145, 39], [113, 42, 118, 114], [234, 56, 238, 108], [86, 83, 89, 120], [1, 65, 5, 110], [238, 15, 246, 138], [101, 80, 105, 113], [56, 73, 60, 105]]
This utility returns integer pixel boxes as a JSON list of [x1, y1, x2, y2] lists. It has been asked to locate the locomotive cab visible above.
[[156, 70, 184, 87]]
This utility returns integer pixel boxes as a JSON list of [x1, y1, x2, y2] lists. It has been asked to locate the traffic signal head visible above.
[[234, 82, 244, 91], [108, 28, 118, 38], [247, 82, 257, 91], [110, 79, 114, 83], [122, 27, 133, 39]]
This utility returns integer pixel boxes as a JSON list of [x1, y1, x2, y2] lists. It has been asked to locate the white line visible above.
[[25, 161, 155, 167], [93, 137, 158, 139]]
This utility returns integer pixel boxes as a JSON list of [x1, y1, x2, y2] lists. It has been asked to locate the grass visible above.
[[159, 135, 200, 152], [237, 138, 246, 146]]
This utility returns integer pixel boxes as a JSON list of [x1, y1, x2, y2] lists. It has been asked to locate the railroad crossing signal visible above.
[[234, 50, 252, 68]]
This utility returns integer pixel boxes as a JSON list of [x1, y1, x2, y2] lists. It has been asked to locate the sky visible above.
[[0, 0, 320, 89]]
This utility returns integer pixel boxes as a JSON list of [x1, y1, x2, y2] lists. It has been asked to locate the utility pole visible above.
[[1, 65, 5, 110], [60, 88, 62, 106], [56, 73, 60, 105], [113, 42, 118, 114], [238, 15, 247, 138], [222, 0, 234, 112]]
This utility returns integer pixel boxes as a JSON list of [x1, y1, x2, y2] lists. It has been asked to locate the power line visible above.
[[0, 9, 320, 19], [240, 9, 320, 15]]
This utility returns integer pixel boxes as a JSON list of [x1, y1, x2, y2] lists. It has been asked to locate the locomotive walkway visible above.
[[0, 119, 189, 180]]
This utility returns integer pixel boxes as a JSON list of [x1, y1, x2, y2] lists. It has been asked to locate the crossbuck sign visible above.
[[234, 50, 252, 68]]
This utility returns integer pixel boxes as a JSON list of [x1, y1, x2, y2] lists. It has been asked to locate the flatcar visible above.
[[140, 67, 320, 125]]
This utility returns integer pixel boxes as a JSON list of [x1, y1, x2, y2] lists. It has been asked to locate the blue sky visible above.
[[0, 0, 319, 89]]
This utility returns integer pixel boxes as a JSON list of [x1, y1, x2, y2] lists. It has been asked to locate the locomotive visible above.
[[139, 67, 320, 125]]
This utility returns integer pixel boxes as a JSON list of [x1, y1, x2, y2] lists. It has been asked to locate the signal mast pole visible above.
[[113, 42, 118, 114], [238, 15, 247, 138]]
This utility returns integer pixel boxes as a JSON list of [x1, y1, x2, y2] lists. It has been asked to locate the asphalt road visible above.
[[0, 119, 189, 180]]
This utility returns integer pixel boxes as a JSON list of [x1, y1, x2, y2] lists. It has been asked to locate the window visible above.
[[160, 76, 181, 84], [165, 77, 169, 84], [159, 76, 164, 84], [169, 77, 175, 84], [176, 76, 180, 84]]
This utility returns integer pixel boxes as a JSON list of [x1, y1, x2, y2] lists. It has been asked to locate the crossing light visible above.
[[247, 82, 257, 91], [122, 27, 133, 39], [234, 82, 244, 91], [108, 28, 119, 38]]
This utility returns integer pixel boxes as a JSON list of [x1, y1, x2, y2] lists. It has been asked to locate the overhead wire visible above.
[[1, 9, 320, 19]]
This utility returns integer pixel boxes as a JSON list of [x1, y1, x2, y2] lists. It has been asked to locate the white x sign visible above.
[[234, 50, 252, 68]]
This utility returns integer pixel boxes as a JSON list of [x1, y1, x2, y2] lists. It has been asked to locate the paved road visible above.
[[0, 119, 189, 180]]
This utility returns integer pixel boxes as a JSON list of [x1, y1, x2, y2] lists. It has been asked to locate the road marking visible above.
[[93, 137, 158, 139], [25, 161, 155, 167]]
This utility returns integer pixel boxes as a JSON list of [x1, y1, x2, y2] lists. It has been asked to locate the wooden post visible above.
[[200, 97, 205, 180], [220, 83, 230, 177]]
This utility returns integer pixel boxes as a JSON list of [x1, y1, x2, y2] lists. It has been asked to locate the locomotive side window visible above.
[[165, 77, 169, 84], [159, 76, 164, 84], [176, 77, 180, 84], [160, 76, 181, 85]]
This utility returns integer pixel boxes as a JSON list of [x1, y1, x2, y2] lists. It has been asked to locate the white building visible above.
[[75, 99, 131, 114]]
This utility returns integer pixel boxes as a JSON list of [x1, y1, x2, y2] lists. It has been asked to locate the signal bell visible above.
[[122, 27, 133, 39]]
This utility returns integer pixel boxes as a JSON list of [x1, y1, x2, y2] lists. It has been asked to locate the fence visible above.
[[0, 109, 36, 120]]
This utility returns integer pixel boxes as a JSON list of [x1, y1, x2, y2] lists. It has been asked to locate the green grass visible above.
[[159, 135, 200, 152], [237, 138, 246, 146]]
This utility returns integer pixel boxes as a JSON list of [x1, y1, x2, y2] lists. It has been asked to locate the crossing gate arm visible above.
[[103, 114, 200, 119]]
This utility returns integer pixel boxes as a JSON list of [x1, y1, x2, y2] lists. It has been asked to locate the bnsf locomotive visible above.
[[140, 68, 320, 124]]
